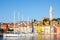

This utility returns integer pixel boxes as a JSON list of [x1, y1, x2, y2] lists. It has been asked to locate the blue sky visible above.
[[0, 0, 60, 22]]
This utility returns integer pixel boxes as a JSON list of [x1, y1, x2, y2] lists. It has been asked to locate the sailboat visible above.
[[3, 12, 37, 37], [3, 12, 30, 37], [3, 11, 21, 37]]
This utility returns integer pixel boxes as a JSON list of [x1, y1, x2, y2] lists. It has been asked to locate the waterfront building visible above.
[[37, 25, 42, 33], [57, 24, 60, 34], [1, 23, 8, 31], [33, 21, 38, 33], [52, 20, 58, 34]]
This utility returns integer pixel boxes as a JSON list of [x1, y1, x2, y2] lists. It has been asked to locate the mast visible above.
[[27, 17, 29, 26], [14, 11, 15, 33], [18, 12, 20, 22], [18, 12, 20, 33], [32, 19, 34, 33], [27, 17, 30, 33], [21, 14, 24, 33], [22, 14, 23, 22], [18, 12, 20, 26]]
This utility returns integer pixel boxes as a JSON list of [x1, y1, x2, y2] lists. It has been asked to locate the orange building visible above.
[[1, 24, 8, 31]]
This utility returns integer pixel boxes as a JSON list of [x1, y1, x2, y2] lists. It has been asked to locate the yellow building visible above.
[[37, 25, 42, 33]]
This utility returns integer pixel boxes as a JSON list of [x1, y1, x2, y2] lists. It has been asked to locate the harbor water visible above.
[[0, 34, 60, 40]]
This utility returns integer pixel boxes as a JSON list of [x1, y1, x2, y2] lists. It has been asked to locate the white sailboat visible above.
[[3, 12, 30, 37], [3, 12, 37, 37], [3, 11, 20, 37]]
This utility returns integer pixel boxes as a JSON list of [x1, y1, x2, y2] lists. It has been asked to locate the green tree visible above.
[[43, 18, 50, 25], [57, 18, 60, 24], [52, 18, 59, 24]]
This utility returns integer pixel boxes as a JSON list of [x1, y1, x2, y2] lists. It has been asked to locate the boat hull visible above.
[[3, 33, 37, 37]]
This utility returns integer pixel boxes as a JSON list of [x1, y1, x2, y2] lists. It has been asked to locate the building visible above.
[[1, 23, 8, 31]]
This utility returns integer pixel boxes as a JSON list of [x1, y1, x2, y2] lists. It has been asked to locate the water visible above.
[[0, 34, 60, 40], [0, 37, 3, 40]]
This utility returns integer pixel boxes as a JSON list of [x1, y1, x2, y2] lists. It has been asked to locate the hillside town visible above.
[[0, 17, 60, 34], [0, 6, 60, 35], [0, 0, 60, 40]]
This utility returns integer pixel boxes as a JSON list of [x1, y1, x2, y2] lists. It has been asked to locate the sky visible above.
[[0, 0, 60, 22]]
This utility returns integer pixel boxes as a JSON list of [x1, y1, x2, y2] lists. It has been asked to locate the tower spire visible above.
[[50, 5, 53, 20]]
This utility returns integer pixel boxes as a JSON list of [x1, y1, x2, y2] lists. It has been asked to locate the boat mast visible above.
[[14, 11, 15, 33], [22, 14, 24, 33], [18, 12, 20, 33], [27, 17, 29, 26], [27, 17, 30, 33]]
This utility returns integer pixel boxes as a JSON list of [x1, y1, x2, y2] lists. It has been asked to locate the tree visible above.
[[52, 18, 59, 24], [52, 18, 58, 21], [34, 19, 37, 22], [57, 18, 60, 24], [43, 18, 50, 26]]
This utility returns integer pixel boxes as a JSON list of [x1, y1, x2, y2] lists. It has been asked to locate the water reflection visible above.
[[0, 37, 3, 40], [54, 34, 57, 40], [3, 34, 60, 40], [37, 33, 42, 40]]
